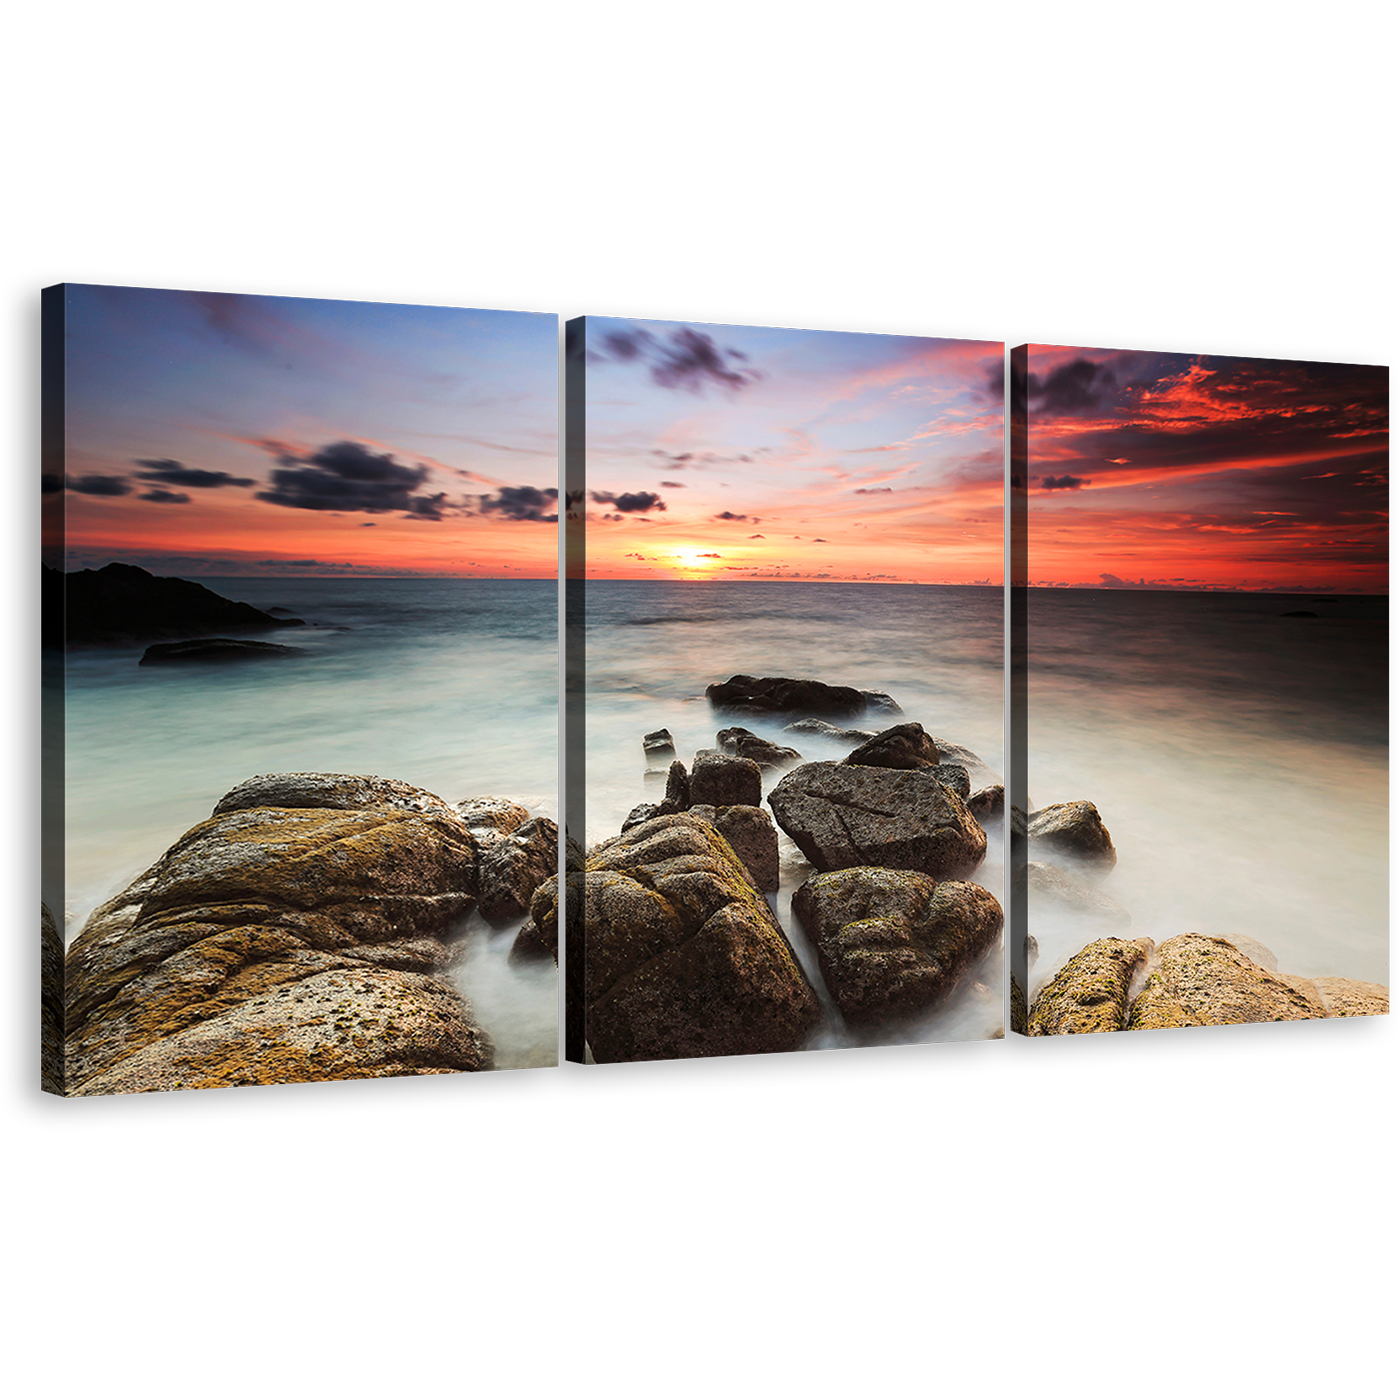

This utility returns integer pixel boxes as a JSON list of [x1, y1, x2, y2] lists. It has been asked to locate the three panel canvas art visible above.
[[41, 285, 1390, 1096]]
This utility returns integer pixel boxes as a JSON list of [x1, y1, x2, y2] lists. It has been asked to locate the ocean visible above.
[[1026, 588, 1389, 991], [61, 577, 559, 1070], [580, 580, 1007, 1047]]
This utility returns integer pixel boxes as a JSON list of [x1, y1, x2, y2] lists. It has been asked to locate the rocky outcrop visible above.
[[689, 751, 762, 807], [842, 722, 941, 770], [42, 903, 64, 1094], [967, 785, 1004, 823], [1027, 801, 1117, 878], [64, 773, 495, 1094], [140, 638, 303, 665], [687, 804, 780, 892], [455, 795, 534, 835], [928, 739, 999, 790], [57, 562, 305, 645], [1028, 938, 1153, 1035], [859, 690, 903, 715], [767, 762, 986, 881], [573, 814, 820, 1062], [1127, 934, 1326, 1030], [706, 674, 869, 719], [792, 868, 1002, 1026]]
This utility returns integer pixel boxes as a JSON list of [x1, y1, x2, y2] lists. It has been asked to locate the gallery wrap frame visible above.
[[30, 264, 1388, 1125]]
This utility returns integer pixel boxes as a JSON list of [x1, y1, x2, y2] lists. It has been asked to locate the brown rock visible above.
[[842, 722, 940, 769], [479, 816, 559, 926], [688, 803, 780, 892], [791, 868, 1003, 1026], [689, 751, 762, 807], [576, 814, 820, 1062], [1028, 937, 1153, 1035], [1126, 933, 1322, 1030], [1312, 977, 1389, 1018], [1027, 801, 1117, 878], [716, 727, 803, 770]]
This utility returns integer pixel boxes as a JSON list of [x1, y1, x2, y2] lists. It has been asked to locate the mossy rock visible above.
[[1028, 937, 1153, 1035]]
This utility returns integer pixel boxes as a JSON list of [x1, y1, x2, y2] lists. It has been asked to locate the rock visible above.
[[510, 871, 564, 964], [1313, 977, 1389, 1017], [689, 751, 762, 807], [929, 765, 971, 799], [767, 762, 986, 880], [659, 760, 691, 813], [1010, 975, 1028, 1035], [64, 774, 494, 1093], [139, 638, 303, 665], [1027, 801, 1117, 878], [1027, 861, 1131, 934], [479, 817, 558, 925], [859, 690, 903, 715], [706, 674, 868, 720], [454, 795, 533, 843], [42, 903, 64, 1094], [59, 562, 305, 645], [792, 868, 1002, 1027], [218, 772, 462, 821], [622, 803, 660, 833], [781, 719, 876, 744], [967, 785, 1004, 822], [508, 918, 554, 965], [842, 722, 941, 770], [688, 804, 780, 892], [1126, 934, 1321, 1030], [575, 814, 820, 1061], [642, 728, 676, 761], [1028, 938, 1153, 1035], [1217, 935, 1278, 973], [643, 768, 668, 786], [716, 726, 803, 770]]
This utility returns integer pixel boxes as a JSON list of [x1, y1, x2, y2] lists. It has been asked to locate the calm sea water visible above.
[[1027, 589, 1388, 989], [62, 577, 559, 1069], [581, 581, 1007, 1046]]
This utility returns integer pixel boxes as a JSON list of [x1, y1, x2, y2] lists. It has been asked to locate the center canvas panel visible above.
[[564, 316, 1005, 1064]]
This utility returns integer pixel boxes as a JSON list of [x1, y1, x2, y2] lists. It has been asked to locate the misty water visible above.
[[1027, 589, 1388, 994], [62, 578, 559, 1070], [581, 581, 1007, 1047]]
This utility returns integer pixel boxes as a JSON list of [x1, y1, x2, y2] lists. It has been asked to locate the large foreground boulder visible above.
[[574, 814, 820, 1062], [1127, 934, 1325, 1030], [767, 762, 986, 880], [65, 773, 495, 1094], [1028, 937, 1153, 1035], [792, 868, 1002, 1027], [687, 804, 780, 892]]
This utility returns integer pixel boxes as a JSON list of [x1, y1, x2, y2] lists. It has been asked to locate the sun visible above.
[[668, 547, 723, 576]]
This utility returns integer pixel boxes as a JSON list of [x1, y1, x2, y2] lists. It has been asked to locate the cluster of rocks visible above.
[[54, 772, 560, 1095], [568, 677, 1006, 1062], [1017, 798, 1389, 1033]]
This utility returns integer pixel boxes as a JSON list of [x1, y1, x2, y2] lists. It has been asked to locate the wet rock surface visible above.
[[576, 814, 820, 1062], [706, 674, 869, 719], [64, 774, 500, 1094], [792, 868, 1003, 1026], [767, 762, 986, 881]]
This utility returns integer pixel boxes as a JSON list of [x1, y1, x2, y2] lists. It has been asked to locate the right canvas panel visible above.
[[1010, 343, 1389, 1034]]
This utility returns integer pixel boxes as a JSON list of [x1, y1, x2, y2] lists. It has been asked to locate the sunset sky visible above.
[[51, 285, 558, 576], [1024, 344, 1388, 592], [575, 318, 1003, 584]]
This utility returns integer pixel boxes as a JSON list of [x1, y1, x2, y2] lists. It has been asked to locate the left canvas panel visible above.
[[42, 285, 561, 1095]]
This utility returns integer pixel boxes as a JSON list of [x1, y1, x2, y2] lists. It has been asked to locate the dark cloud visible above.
[[813, 538, 828, 542], [1029, 358, 1117, 413], [748, 533, 765, 539], [134, 458, 255, 489], [590, 490, 666, 513], [854, 487, 893, 495], [659, 480, 686, 488], [593, 326, 762, 394], [697, 553, 722, 558], [478, 485, 559, 522], [715, 511, 753, 522], [1040, 475, 1088, 490], [256, 440, 439, 515], [138, 489, 191, 504], [68, 475, 133, 496], [405, 492, 450, 521]]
